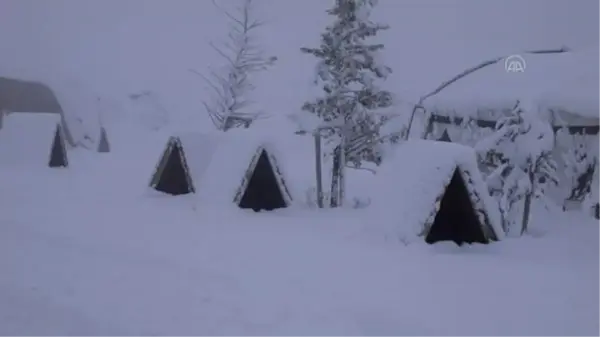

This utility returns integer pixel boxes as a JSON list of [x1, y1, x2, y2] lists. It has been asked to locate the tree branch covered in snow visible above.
[[301, 0, 393, 165], [475, 100, 558, 235], [193, 0, 277, 132]]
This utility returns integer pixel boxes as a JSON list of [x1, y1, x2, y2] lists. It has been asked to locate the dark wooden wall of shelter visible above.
[[428, 114, 599, 135]]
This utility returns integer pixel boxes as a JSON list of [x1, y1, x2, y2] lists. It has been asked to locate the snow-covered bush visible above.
[[558, 129, 599, 208], [475, 99, 558, 236]]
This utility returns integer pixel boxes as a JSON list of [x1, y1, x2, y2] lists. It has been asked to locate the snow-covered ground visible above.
[[0, 126, 598, 335]]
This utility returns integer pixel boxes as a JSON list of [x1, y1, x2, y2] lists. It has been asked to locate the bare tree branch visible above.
[[196, 0, 277, 131]]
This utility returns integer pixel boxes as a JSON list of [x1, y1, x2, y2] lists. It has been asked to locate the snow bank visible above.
[[424, 48, 599, 120], [369, 140, 504, 243], [0, 112, 61, 168]]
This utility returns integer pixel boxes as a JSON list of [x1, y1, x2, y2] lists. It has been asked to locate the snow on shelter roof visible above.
[[0, 76, 81, 147], [371, 140, 504, 243], [173, 126, 317, 208], [0, 112, 61, 167], [423, 48, 599, 120]]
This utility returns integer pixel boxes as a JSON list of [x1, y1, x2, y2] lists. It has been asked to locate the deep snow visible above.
[[0, 124, 598, 336]]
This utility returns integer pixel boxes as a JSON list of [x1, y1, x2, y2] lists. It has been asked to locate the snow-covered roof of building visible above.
[[369, 140, 505, 243], [0, 77, 78, 146], [0, 112, 62, 167], [423, 48, 599, 120]]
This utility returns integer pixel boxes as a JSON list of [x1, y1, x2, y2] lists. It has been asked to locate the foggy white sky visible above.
[[0, 0, 597, 118]]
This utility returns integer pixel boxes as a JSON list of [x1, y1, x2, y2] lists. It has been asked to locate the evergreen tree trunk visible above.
[[521, 192, 532, 235], [314, 133, 324, 208], [330, 145, 341, 208], [338, 136, 346, 207]]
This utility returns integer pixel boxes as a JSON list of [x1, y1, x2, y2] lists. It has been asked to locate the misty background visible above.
[[0, 0, 597, 127]]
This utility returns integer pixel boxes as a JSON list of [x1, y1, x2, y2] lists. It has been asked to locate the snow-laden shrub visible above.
[[475, 99, 558, 236]]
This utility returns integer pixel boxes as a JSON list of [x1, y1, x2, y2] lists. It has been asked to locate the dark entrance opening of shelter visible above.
[[426, 169, 487, 245], [154, 144, 193, 195], [238, 151, 287, 212]]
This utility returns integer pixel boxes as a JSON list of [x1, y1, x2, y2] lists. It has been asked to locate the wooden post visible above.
[[314, 132, 324, 208], [405, 103, 420, 140], [521, 165, 536, 236], [338, 133, 345, 207]]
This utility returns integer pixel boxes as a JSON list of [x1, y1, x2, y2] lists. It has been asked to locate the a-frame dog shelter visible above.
[[437, 129, 452, 142], [0, 112, 68, 168], [149, 131, 298, 212], [370, 140, 504, 245]]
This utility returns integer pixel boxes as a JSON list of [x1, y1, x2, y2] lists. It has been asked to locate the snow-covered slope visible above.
[[0, 0, 597, 130]]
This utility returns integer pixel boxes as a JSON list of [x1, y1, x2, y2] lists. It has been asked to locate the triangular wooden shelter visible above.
[[437, 129, 452, 142], [150, 136, 195, 195], [149, 132, 294, 212], [371, 140, 504, 245], [97, 126, 111, 153], [48, 124, 68, 167]]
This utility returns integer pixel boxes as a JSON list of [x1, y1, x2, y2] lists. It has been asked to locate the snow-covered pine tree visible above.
[[301, 0, 393, 207], [475, 100, 558, 235]]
